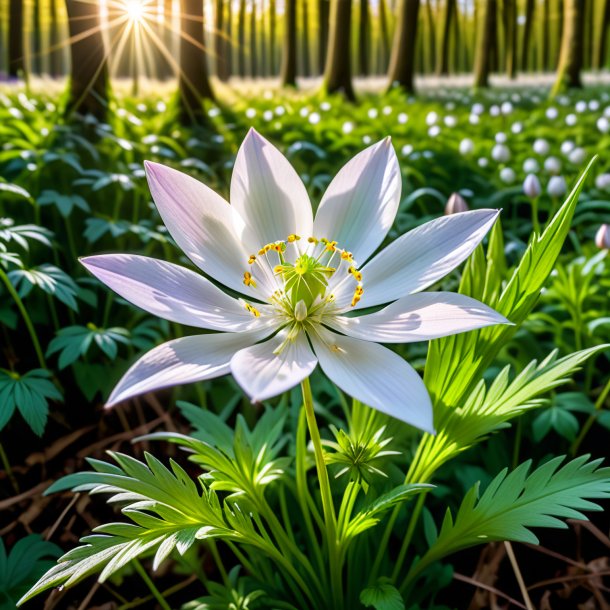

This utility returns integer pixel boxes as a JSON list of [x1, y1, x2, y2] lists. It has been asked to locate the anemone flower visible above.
[[81, 129, 508, 433]]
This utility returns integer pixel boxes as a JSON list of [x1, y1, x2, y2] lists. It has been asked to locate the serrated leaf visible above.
[[360, 581, 405, 610]]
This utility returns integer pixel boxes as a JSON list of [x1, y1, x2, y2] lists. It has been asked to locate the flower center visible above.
[[242, 234, 364, 320]]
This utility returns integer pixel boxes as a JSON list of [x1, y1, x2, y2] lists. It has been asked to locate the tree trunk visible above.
[[49, 0, 62, 76], [31, 0, 42, 74], [250, 0, 258, 76], [238, 0, 247, 76], [323, 0, 355, 98], [542, 0, 550, 70], [552, 0, 583, 94], [64, 0, 109, 120], [521, 0, 535, 71], [226, 0, 234, 76], [387, 0, 420, 91], [280, 0, 297, 85], [424, 0, 435, 73], [378, 0, 390, 73], [358, 0, 370, 75], [473, 0, 496, 87], [302, 0, 311, 75], [260, 0, 268, 76], [216, 0, 229, 80], [597, 0, 610, 68], [318, 0, 330, 74], [436, 0, 455, 75], [178, 0, 215, 124], [503, 0, 516, 78], [8, 0, 24, 78]]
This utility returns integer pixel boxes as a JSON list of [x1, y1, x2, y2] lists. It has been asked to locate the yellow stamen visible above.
[[274, 265, 283, 274], [243, 272, 257, 287], [244, 303, 261, 317], [307, 236, 319, 244], [287, 234, 301, 242], [341, 251, 353, 260], [325, 240, 338, 252], [248, 254, 256, 264]]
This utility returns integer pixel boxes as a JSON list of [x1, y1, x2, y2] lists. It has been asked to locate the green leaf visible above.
[[8, 264, 79, 310], [360, 581, 405, 610]]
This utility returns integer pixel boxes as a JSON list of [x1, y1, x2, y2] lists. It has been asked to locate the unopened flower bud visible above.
[[459, 138, 474, 155], [544, 156, 562, 174], [445, 193, 469, 215], [568, 147, 586, 165], [547, 175, 567, 198], [491, 144, 511, 163], [595, 224, 610, 250], [523, 174, 541, 198], [499, 167, 516, 184], [533, 138, 550, 155], [595, 173, 610, 191]]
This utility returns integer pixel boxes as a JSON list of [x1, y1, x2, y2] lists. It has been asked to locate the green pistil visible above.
[[276, 254, 335, 309]]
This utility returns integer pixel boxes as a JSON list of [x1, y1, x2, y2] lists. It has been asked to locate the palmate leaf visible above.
[[413, 455, 610, 576], [36, 190, 90, 218], [8, 264, 79, 310], [360, 581, 405, 610], [0, 218, 52, 250]]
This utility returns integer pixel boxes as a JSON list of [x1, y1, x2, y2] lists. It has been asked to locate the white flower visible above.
[[595, 224, 610, 249], [533, 138, 550, 155], [490, 105, 501, 117], [595, 173, 610, 191], [568, 147, 586, 165], [469, 114, 480, 125], [263, 110, 274, 121], [401, 144, 413, 156], [308, 112, 321, 125], [492, 144, 511, 163], [544, 156, 562, 174], [245, 108, 256, 119], [597, 117, 610, 133], [478, 157, 489, 168], [426, 111, 438, 126], [565, 113, 577, 126], [501, 101, 513, 115], [499, 167, 516, 184], [368, 108, 379, 119], [81, 130, 507, 433], [589, 100, 600, 111], [523, 158, 539, 173], [547, 175, 568, 197], [342, 121, 354, 134], [523, 174, 541, 198], [444, 115, 457, 127], [320, 101, 331, 111], [445, 192, 469, 215], [382, 106, 392, 116], [495, 132, 507, 144], [428, 125, 441, 137], [397, 113, 408, 124], [546, 107, 559, 120], [472, 103, 484, 115], [459, 138, 474, 155], [560, 140, 575, 155], [575, 100, 587, 113], [511, 121, 523, 134]]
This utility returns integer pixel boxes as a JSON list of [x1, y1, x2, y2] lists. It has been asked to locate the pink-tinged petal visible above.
[[313, 138, 401, 264], [328, 292, 510, 343], [230, 129, 313, 252], [309, 327, 434, 433], [144, 161, 252, 295], [107, 330, 270, 406], [356, 210, 500, 309], [81, 254, 270, 332], [230, 329, 317, 402]]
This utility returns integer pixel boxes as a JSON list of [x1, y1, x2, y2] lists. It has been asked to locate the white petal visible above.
[[107, 330, 269, 406], [81, 254, 269, 332], [328, 292, 510, 343], [309, 327, 434, 433], [313, 138, 400, 263], [230, 329, 317, 402], [356, 210, 500, 309], [145, 161, 252, 295], [230, 129, 313, 252]]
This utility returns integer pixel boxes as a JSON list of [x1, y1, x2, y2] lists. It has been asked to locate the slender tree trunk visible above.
[[64, 0, 109, 120], [250, 0, 258, 76], [49, 0, 62, 76], [238, 0, 246, 76], [216, 0, 229, 80], [31, 0, 42, 74], [178, 0, 215, 124], [436, 0, 455, 75], [318, 0, 330, 74], [302, 0, 311, 75], [226, 0, 233, 76], [521, 0, 535, 71], [552, 0, 583, 94], [424, 0, 435, 73], [358, 0, 370, 75], [597, 0, 610, 68], [473, 0, 496, 87], [8, 0, 24, 77], [378, 0, 390, 73], [323, 0, 355, 98], [386, 0, 420, 92], [504, 0, 516, 78], [269, 0, 276, 73], [542, 0, 550, 70], [280, 0, 297, 85], [260, 0, 267, 76]]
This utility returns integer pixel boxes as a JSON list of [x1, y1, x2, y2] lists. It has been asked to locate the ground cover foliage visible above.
[[1, 84, 610, 609]]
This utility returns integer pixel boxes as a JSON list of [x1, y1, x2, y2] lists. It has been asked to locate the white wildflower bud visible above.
[[445, 192, 469, 215], [444, 115, 457, 127], [544, 156, 562, 174], [533, 138, 550, 155], [472, 102, 484, 115], [459, 138, 474, 155], [492, 144, 511, 163], [469, 114, 480, 125], [595, 224, 610, 250], [511, 121, 523, 134], [568, 147, 586, 165], [575, 100, 587, 113], [500, 167, 516, 184], [595, 173, 610, 191], [495, 132, 507, 143], [547, 176, 567, 198], [478, 157, 489, 168], [490, 105, 501, 116], [523, 174, 541, 198], [294, 300, 308, 322], [565, 113, 577, 126], [428, 125, 441, 137], [501, 101, 513, 115], [426, 111, 438, 126], [523, 158, 539, 173], [597, 117, 610, 133], [560, 140, 575, 155], [546, 107, 559, 119], [589, 100, 600, 111]]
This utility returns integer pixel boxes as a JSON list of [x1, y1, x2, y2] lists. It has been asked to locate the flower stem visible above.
[[301, 377, 343, 609], [132, 559, 171, 610], [570, 375, 610, 456], [0, 267, 46, 369]]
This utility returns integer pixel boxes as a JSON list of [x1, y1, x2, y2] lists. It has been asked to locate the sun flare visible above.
[[124, 0, 146, 23]]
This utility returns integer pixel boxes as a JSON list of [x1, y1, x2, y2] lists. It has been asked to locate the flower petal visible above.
[[356, 210, 500, 309], [309, 327, 434, 433], [81, 254, 270, 332], [107, 330, 268, 406], [313, 138, 400, 263], [328, 292, 510, 343], [144, 161, 250, 295], [230, 329, 317, 402], [230, 129, 313, 252]]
